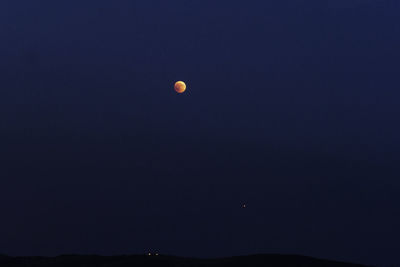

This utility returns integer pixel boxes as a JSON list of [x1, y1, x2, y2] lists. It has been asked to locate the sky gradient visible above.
[[0, 1, 399, 266]]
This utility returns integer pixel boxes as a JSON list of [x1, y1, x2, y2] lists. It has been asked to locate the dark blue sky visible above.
[[1, 1, 399, 266]]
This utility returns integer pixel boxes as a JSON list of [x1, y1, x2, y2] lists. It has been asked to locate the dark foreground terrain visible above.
[[0, 254, 372, 267]]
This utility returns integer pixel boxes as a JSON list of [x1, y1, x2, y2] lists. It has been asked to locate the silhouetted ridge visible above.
[[0, 254, 372, 267]]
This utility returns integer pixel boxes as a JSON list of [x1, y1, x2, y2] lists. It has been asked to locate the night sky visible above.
[[1, 1, 399, 266]]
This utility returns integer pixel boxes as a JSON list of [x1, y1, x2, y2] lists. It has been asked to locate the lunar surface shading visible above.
[[174, 81, 186, 93]]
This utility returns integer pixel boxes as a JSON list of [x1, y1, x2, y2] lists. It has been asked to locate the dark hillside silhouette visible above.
[[0, 254, 372, 267]]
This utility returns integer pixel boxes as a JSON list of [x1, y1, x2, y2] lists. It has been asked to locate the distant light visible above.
[[148, 253, 151, 256], [242, 204, 246, 208], [156, 253, 159, 256]]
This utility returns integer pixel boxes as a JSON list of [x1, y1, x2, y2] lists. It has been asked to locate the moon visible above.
[[174, 81, 186, 93]]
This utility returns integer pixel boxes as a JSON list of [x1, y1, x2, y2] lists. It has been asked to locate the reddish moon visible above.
[[174, 81, 186, 93]]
